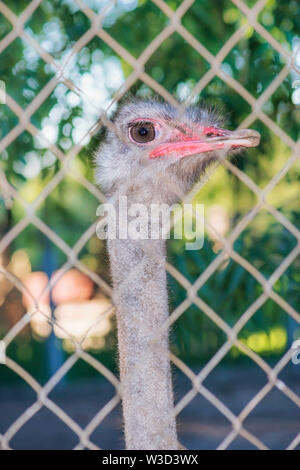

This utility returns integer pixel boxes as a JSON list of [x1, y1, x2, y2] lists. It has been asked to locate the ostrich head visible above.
[[95, 98, 260, 204]]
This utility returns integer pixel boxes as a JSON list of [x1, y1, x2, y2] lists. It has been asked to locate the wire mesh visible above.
[[0, 0, 299, 450]]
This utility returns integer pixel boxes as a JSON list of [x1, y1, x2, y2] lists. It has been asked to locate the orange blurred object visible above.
[[51, 269, 94, 305], [22, 271, 50, 308]]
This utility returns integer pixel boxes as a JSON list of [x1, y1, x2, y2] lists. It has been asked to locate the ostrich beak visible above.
[[149, 128, 260, 159]]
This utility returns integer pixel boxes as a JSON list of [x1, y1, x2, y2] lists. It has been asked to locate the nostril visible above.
[[240, 129, 260, 139], [231, 129, 261, 146]]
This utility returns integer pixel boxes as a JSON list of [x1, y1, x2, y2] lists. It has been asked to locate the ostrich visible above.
[[95, 98, 260, 450]]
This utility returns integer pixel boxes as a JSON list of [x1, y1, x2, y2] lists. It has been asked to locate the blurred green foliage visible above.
[[0, 0, 299, 382]]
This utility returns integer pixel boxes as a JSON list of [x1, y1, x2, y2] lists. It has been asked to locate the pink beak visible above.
[[149, 128, 260, 159]]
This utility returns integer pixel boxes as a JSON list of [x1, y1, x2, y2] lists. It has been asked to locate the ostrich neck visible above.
[[107, 192, 178, 450]]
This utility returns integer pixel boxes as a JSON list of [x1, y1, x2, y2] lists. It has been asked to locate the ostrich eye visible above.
[[129, 122, 155, 143]]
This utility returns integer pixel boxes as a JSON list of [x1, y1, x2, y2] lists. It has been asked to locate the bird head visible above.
[[95, 98, 260, 203]]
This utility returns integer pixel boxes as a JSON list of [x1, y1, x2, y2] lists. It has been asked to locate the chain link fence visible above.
[[0, 0, 299, 450]]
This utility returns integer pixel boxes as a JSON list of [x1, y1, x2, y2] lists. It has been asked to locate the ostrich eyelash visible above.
[[128, 120, 154, 128]]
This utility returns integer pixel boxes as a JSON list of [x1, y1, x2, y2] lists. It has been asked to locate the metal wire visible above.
[[0, 0, 299, 450]]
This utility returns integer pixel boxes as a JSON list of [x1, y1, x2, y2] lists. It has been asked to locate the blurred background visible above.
[[0, 0, 299, 450]]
